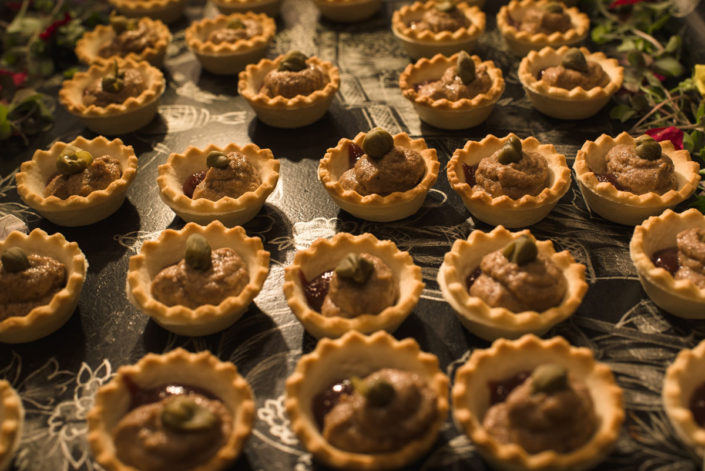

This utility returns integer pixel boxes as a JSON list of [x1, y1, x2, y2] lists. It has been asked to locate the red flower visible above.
[[0, 70, 28, 88], [609, 0, 646, 8], [39, 12, 72, 41], [646, 126, 684, 150]]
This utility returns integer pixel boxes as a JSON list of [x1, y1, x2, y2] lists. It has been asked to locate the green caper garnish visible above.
[[436, 0, 456, 12], [544, 2, 564, 13], [364, 379, 395, 408], [161, 396, 218, 432], [496, 144, 522, 165], [636, 141, 662, 161], [561, 48, 589, 73], [185, 234, 212, 271], [530, 363, 569, 395], [335, 253, 374, 284], [56, 148, 93, 176], [1, 247, 30, 273], [227, 19, 245, 29], [278, 50, 308, 72], [506, 135, 522, 155], [206, 151, 230, 169], [501, 235, 538, 265], [102, 60, 125, 93], [635, 135, 656, 146], [457, 51, 476, 85], [363, 127, 394, 160], [110, 13, 129, 34]]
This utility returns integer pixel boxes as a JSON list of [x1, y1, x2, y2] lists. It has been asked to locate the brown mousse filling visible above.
[[539, 48, 609, 91], [46, 155, 122, 199], [99, 18, 161, 58], [83, 62, 146, 108], [518, 4, 571, 34], [408, 5, 470, 33], [415, 51, 492, 102], [207, 19, 262, 44], [260, 51, 328, 99], [182, 151, 261, 201], [593, 141, 676, 195]]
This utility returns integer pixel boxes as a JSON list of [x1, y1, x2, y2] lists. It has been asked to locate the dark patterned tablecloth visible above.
[[2, 0, 705, 469]]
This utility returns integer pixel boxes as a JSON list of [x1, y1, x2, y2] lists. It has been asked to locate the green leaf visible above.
[[664, 35, 682, 55], [690, 194, 705, 214], [653, 56, 686, 77], [0, 105, 11, 140], [618, 38, 637, 52], [591, 23, 612, 44], [610, 104, 636, 123]]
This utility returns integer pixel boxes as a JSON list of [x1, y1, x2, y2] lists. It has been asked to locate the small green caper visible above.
[[501, 235, 538, 265], [636, 141, 662, 161], [530, 363, 569, 395], [363, 127, 394, 160], [101, 76, 125, 93], [335, 253, 374, 284], [364, 379, 395, 408], [161, 396, 218, 432], [206, 151, 230, 169], [561, 48, 588, 74], [185, 234, 212, 271], [496, 144, 522, 165], [110, 14, 129, 34], [227, 19, 245, 29], [1, 247, 30, 273], [635, 135, 656, 146], [506, 135, 522, 155], [56, 148, 93, 176], [278, 50, 308, 72], [544, 2, 564, 13], [457, 51, 476, 85], [436, 0, 456, 12]]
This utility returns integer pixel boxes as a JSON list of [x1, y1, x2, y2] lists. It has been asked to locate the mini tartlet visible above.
[[109, 0, 187, 23], [313, 0, 382, 23], [391, 1, 486, 59], [630, 209, 705, 318], [574, 132, 700, 225], [447, 133, 571, 227], [212, 0, 283, 16], [518, 46, 623, 120], [285, 330, 449, 470], [452, 334, 624, 471], [126, 221, 270, 336], [157, 143, 280, 226], [0, 229, 87, 344], [282, 232, 424, 339], [399, 52, 505, 129], [16, 136, 139, 227], [318, 132, 440, 222], [0, 381, 23, 471], [87, 348, 255, 471], [185, 13, 276, 75], [59, 58, 165, 135], [497, 0, 590, 56], [663, 339, 705, 459], [437, 226, 587, 341], [237, 55, 340, 128], [75, 17, 171, 67]]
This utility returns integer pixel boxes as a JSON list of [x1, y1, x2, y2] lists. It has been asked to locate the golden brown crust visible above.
[[446, 133, 571, 227], [452, 334, 624, 471], [237, 55, 340, 128], [497, 0, 590, 55], [517, 46, 623, 120], [0, 380, 24, 471], [399, 53, 505, 129], [75, 17, 171, 66], [282, 232, 424, 339], [108, 0, 187, 23], [212, 0, 282, 16], [87, 348, 255, 471], [318, 132, 440, 222], [285, 330, 449, 470], [16, 136, 138, 227], [437, 226, 587, 341], [630, 209, 705, 318], [0, 229, 87, 343], [574, 132, 700, 225], [157, 142, 280, 226], [126, 221, 270, 336], [313, 0, 382, 22]]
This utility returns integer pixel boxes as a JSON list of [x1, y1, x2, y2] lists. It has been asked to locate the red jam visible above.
[[347, 142, 365, 168], [651, 247, 679, 275], [301, 269, 334, 312], [690, 382, 705, 427], [183, 170, 207, 198], [466, 267, 481, 291], [488, 371, 531, 405], [594, 172, 625, 191], [462, 163, 478, 186], [123, 376, 217, 410], [312, 378, 353, 429]]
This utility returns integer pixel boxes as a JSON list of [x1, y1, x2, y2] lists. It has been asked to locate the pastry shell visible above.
[[108, 0, 187, 23], [318, 132, 440, 222], [75, 17, 171, 67], [87, 348, 255, 471], [0, 381, 23, 471], [437, 226, 587, 341], [0, 229, 87, 343], [126, 221, 270, 336], [573, 132, 700, 225], [185, 13, 276, 75], [313, 0, 382, 23], [282, 232, 424, 339], [630, 209, 705, 318], [238, 55, 340, 128], [58, 58, 165, 135], [663, 339, 705, 459], [212, 0, 282, 16], [497, 0, 590, 56], [157, 142, 280, 226], [446, 133, 571, 227], [399, 52, 505, 129], [452, 334, 624, 471], [391, 1, 486, 59], [518, 46, 623, 120], [285, 330, 449, 470], [16, 136, 139, 227]]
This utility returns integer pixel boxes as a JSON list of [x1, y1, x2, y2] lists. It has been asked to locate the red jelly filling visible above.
[[347, 142, 364, 168], [466, 267, 481, 291], [651, 247, 679, 275], [594, 172, 625, 191], [183, 170, 207, 198], [488, 371, 531, 405], [301, 269, 334, 312], [312, 378, 353, 429], [690, 382, 705, 427], [123, 376, 217, 410], [462, 163, 478, 186]]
